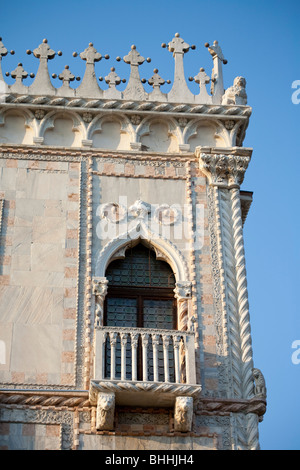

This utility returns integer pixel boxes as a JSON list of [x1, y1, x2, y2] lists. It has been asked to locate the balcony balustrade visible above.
[[93, 326, 197, 386]]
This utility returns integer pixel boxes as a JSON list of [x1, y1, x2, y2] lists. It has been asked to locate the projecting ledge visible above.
[[89, 379, 202, 408]]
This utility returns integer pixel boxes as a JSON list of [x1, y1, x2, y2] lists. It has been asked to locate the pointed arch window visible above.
[[104, 243, 177, 381]]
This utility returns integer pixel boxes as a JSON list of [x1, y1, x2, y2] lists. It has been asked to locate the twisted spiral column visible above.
[[230, 187, 254, 399], [84, 156, 93, 389]]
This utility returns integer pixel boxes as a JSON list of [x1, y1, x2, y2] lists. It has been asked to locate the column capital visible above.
[[196, 147, 252, 188], [92, 277, 108, 296], [174, 280, 192, 299]]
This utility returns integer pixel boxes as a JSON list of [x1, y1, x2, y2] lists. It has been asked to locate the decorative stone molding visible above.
[[174, 396, 194, 432], [0, 389, 266, 420], [95, 221, 189, 282], [89, 379, 201, 408]]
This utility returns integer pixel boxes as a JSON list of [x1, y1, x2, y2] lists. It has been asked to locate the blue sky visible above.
[[1, 0, 299, 450]]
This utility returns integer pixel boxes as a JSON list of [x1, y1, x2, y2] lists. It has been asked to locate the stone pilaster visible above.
[[197, 147, 263, 449]]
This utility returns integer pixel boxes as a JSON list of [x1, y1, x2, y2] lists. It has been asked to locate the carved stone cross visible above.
[[9, 63, 29, 93], [123, 45, 145, 67], [0, 38, 8, 59], [11, 63, 28, 83], [105, 67, 121, 88], [75, 43, 108, 98], [148, 68, 165, 89], [29, 39, 58, 95], [123, 45, 149, 100], [79, 42, 102, 64], [166, 33, 194, 103], [0, 38, 12, 83], [58, 65, 75, 87], [147, 68, 169, 101], [205, 40, 227, 104], [167, 33, 190, 56], [193, 67, 211, 103], [32, 39, 56, 61]]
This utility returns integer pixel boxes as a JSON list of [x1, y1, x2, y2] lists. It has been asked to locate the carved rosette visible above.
[[92, 277, 108, 327]]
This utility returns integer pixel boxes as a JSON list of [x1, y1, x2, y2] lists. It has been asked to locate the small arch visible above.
[[0, 108, 35, 145], [41, 111, 85, 147], [87, 114, 134, 150], [137, 116, 182, 153], [95, 221, 189, 282], [184, 118, 227, 150]]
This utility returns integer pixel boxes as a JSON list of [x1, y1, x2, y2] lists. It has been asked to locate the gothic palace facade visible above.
[[0, 34, 266, 450]]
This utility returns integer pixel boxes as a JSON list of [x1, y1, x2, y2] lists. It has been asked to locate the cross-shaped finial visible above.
[[146, 68, 171, 102], [104, 67, 124, 87], [10, 63, 28, 82], [7, 63, 33, 93], [73, 42, 109, 97], [27, 38, 61, 61], [163, 33, 195, 103], [0, 37, 15, 81], [28, 39, 60, 95], [205, 40, 227, 64], [101, 67, 126, 99], [75, 42, 109, 64], [190, 67, 211, 103], [122, 45, 151, 100], [123, 45, 150, 67], [0, 38, 8, 58], [148, 68, 170, 89], [58, 65, 75, 85], [166, 32, 193, 57], [205, 40, 227, 104], [193, 67, 210, 87]]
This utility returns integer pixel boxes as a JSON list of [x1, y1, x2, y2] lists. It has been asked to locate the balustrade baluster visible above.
[[120, 332, 128, 381], [141, 333, 149, 381], [162, 334, 170, 383], [173, 335, 182, 383], [109, 332, 118, 380], [131, 333, 139, 381], [152, 334, 160, 382]]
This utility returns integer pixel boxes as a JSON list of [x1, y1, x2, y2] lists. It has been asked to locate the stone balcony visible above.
[[90, 326, 202, 431]]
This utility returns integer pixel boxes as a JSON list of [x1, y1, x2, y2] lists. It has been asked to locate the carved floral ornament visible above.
[[197, 151, 251, 188]]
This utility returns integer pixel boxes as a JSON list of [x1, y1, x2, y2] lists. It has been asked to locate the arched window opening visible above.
[[104, 243, 178, 382]]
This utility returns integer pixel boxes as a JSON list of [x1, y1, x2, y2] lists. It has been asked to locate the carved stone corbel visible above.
[[174, 396, 193, 432], [95, 392, 115, 431]]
